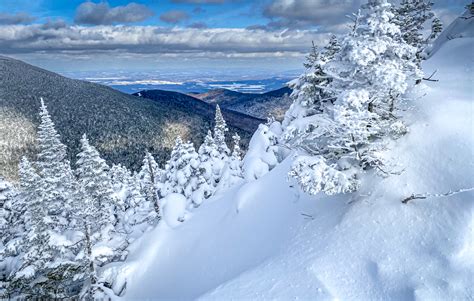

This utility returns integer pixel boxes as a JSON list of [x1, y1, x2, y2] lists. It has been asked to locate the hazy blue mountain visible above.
[[190, 87, 293, 120]]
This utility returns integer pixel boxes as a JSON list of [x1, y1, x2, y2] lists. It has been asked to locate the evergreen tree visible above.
[[429, 17, 443, 40], [127, 173, 150, 227], [137, 151, 161, 220], [72, 186, 101, 300], [7, 162, 76, 299], [76, 134, 116, 230], [0, 160, 35, 296], [285, 0, 420, 195], [218, 133, 244, 190], [231, 133, 242, 162], [281, 36, 340, 151], [198, 130, 221, 188], [213, 105, 230, 156], [163, 137, 206, 207], [35, 99, 76, 230], [394, 0, 436, 62]]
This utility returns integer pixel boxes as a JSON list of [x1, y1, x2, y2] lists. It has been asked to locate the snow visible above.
[[426, 8, 474, 57], [162, 193, 187, 228], [242, 124, 279, 181], [115, 35, 473, 300]]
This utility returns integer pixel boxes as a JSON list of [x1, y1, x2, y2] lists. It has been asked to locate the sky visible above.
[[0, 0, 468, 73]]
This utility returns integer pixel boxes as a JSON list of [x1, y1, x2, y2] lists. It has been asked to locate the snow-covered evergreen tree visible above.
[[198, 130, 221, 188], [429, 17, 443, 40], [213, 105, 230, 156], [76, 134, 116, 230], [284, 0, 421, 195], [137, 151, 161, 221], [7, 162, 76, 299], [218, 133, 244, 190], [394, 0, 436, 62], [0, 161, 34, 295], [281, 35, 340, 152], [109, 164, 132, 213], [163, 137, 208, 207], [35, 98, 76, 228]]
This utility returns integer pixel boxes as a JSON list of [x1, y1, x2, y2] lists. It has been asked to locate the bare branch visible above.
[[402, 187, 474, 204], [422, 70, 439, 82]]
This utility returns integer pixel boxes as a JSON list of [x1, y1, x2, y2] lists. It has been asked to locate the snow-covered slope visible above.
[[116, 36, 473, 300], [427, 8, 474, 57]]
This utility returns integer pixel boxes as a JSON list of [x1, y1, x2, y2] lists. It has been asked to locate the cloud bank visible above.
[[0, 12, 35, 25], [0, 24, 326, 56]]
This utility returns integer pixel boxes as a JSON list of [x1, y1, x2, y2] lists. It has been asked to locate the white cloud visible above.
[[0, 12, 35, 25], [263, 0, 362, 29], [0, 24, 327, 56], [74, 2, 154, 25]]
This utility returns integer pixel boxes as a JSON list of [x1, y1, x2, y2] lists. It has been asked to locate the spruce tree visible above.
[[281, 36, 340, 151], [7, 160, 75, 298], [429, 17, 443, 40], [213, 105, 230, 156], [35, 98, 75, 227], [285, 0, 421, 195], [394, 0, 436, 62], [198, 130, 221, 188], [218, 133, 244, 190], [137, 151, 161, 220], [76, 134, 116, 230], [163, 137, 206, 207]]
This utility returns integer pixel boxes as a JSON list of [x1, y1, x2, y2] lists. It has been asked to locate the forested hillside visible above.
[[0, 57, 259, 180]]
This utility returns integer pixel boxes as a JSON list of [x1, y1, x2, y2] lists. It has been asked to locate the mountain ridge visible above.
[[139, 86, 293, 120], [0, 56, 260, 180]]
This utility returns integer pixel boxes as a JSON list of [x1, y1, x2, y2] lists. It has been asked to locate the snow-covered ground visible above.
[[114, 34, 473, 300]]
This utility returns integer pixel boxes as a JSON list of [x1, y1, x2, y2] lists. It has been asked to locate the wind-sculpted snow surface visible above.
[[119, 37, 473, 300]]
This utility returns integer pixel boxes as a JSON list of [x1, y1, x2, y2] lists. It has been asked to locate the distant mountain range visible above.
[[132, 90, 264, 133], [0, 56, 263, 180], [62, 70, 300, 94], [134, 86, 292, 122], [189, 87, 292, 120]]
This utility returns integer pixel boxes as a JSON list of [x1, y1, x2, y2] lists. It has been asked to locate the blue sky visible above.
[[1, 0, 270, 28], [0, 0, 467, 73]]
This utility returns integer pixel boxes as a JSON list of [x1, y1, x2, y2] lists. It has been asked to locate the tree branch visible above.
[[402, 187, 474, 204], [422, 70, 439, 82]]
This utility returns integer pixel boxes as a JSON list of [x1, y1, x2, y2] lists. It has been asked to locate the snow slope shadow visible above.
[[121, 158, 347, 300]]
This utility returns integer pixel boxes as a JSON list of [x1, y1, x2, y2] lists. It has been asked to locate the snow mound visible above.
[[162, 193, 187, 228]]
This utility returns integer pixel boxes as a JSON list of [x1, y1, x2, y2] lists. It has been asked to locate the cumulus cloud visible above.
[[263, 0, 361, 29], [0, 12, 35, 25], [0, 24, 326, 57], [160, 10, 190, 24], [74, 2, 154, 25], [41, 19, 68, 30]]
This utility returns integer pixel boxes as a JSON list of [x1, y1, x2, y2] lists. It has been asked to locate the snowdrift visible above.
[[116, 36, 473, 300]]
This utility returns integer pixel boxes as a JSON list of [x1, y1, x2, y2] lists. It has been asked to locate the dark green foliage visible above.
[[0, 56, 258, 181]]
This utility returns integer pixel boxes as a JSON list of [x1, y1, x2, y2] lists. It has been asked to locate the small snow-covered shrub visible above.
[[289, 156, 358, 195]]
